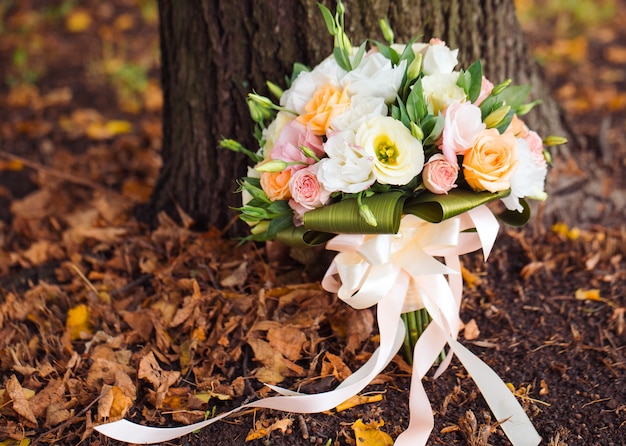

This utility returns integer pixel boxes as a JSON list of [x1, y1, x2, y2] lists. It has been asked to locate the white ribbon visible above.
[[95, 205, 541, 446]]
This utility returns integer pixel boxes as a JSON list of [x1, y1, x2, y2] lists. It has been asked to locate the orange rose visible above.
[[260, 170, 292, 201], [296, 83, 350, 135], [506, 114, 529, 138], [462, 129, 517, 193]]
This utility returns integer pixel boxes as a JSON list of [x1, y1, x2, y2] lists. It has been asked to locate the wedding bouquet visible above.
[[223, 2, 563, 359], [96, 2, 564, 445]]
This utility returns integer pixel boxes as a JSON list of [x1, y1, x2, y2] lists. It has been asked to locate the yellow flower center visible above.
[[375, 137, 398, 165]]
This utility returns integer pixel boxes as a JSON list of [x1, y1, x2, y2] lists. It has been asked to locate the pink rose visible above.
[[270, 120, 324, 171], [525, 130, 546, 167], [288, 165, 331, 219], [422, 154, 459, 194], [474, 76, 494, 105], [441, 101, 486, 165]]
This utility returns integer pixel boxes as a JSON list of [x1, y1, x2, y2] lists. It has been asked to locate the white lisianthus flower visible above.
[[501, 138, 548, 212], [341, 52, 406, 103], [420, 72, 466, 115], [422, 40, 459, 75], [331, 95, 387, 132], [356, 116, 424, 185], [280, 56, 345, 115], [317, 130, 375, 193]]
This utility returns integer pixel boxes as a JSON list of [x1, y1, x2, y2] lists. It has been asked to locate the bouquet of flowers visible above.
[[96, 2, 565, 445], [222, 1, 563, 360]]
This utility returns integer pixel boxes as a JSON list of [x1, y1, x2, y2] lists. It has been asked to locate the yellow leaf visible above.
[[65, 10, 92, 33], [246, 418, 292, 442], [0, 159, 24, 171], [551, 222, 580, 240], [335, 393, 383, 412], [575, 288, 602, 302], [0, 440, 31, 446], [66, 304, 92, 340], [352, 419, 393, 446], [105, 120, 133, 135]]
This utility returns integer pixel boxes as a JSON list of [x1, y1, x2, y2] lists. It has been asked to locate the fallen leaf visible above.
[[351, 419, 393, 446], [66, 304, 93, 341], [321, 352, 352, 382], [335, 394, 383, 412], [5, 375, 38, 426], [65, 9, 92, 32], [246, 418, 292, 441], [138, 352, 180, 408], [463, 318, 480, 341], [267, 325, 307, 361]]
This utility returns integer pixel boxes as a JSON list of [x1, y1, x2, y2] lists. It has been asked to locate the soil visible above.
[[0, 1, 624, 446]]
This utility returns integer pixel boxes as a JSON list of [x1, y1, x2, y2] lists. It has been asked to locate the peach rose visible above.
[[506, 114, 529, 138], [297, 83, 351, 135], [260, 170, 292, 201], [462, 129, 517, 193], [422, 154, 459, 194]]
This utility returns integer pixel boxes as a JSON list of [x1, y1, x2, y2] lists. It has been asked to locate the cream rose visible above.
[[422, 38, 459, 75], [462, 129, 517, 193], [356, 116, 424, 185], [420, 72, 466, 115]]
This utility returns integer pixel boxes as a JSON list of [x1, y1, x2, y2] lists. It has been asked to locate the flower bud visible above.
[[247, 99, 270, 123], [250, 220, 270, 234], [266, 81, 283, 100], [359, 204, 378, 227], [484, 105, 511, 128], [406, 53, 423, 82], [491, 78, 512, 96], [299, 145, 320, 161], [255, 160, 288, 172], [543, 135, 568, 146], [516, 99, 542, 116], [410, 122, 424, 140], [378, 18, 394, 44], [219, 138, 245, 153]]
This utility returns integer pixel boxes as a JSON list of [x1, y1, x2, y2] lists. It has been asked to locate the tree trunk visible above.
[[150, 0, 571, 232]]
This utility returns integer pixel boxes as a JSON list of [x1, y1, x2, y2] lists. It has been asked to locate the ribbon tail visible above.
[[448, 337, 542, 446]]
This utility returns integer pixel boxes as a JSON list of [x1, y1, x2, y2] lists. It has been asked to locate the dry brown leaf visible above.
[[220, 262, 248, 288], [246, 417, 292, 441], [267, 325, 307, 361], [5, 375, 38, 426], [45, 402, 72, 427], [321, 352, 352, 382], [247, 338, 304, 384], [121, 310, 154, 342], [138, 352, 180, 409], [29, 379, 65, 419], [463, 319, 480, 341]]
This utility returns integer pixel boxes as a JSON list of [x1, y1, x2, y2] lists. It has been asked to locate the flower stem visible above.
[[402, 308, 446, 365]]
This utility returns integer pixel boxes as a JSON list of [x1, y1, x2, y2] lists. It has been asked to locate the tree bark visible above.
[[150, 0, 571, 231]]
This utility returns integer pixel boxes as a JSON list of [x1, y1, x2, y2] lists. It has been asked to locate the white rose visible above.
[[317, 130, 375, 193], [262, 111, 294, 158], [422, 42, 459, 75], [280, 55, 345, 115], [331, 95, 387, 132], [356, 116, 424, 185], [340, 52, 406, 103], [501, 138, 548, 212], [420, 72, 466, 115]]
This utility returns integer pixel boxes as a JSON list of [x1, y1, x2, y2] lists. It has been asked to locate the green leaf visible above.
[[406, 82, 427, 123], [352, 41, 367, 69], [303, 191, 406, 234], [422, 114, 444, 146], [317, 3, 337, 35], [456, 69, 471, 96], [497, 198, 531, 226], [371, 40, 400, 65], [333, 46, 352, 72], [467, 60, 483, 103], [403, 189, 509, 223], [494, 109, 515, 134], [498, 84, 532, 111]]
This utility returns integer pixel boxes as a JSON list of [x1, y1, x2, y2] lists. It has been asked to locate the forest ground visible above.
[[0, 0, 624, 445]]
